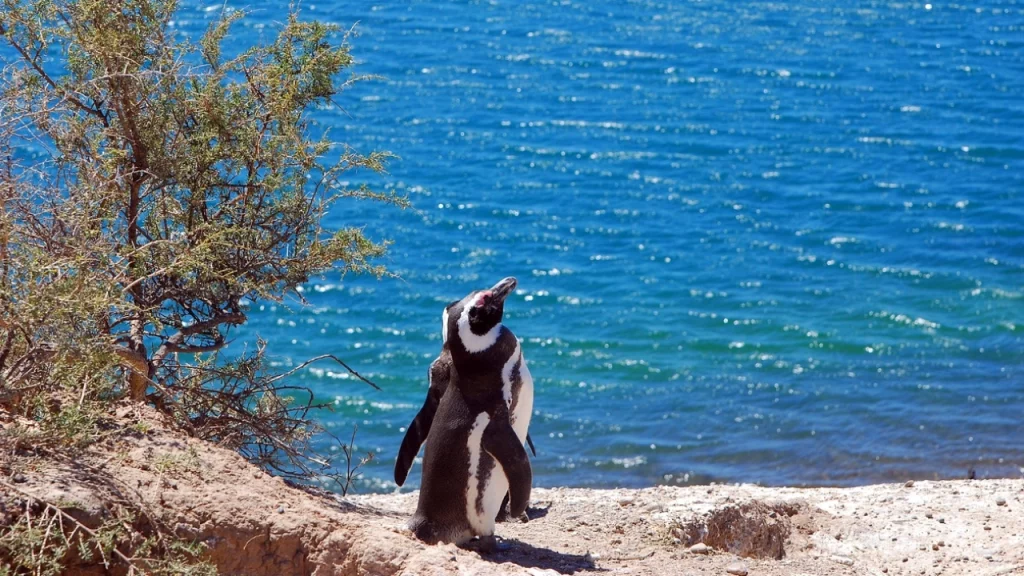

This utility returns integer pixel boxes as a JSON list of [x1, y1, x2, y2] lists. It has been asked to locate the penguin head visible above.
[[443, 277, 517, 353]]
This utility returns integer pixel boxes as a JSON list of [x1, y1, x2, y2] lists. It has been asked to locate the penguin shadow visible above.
[[472, 539, 606, 575], [327, 498, 408, 519], [524, 504, 550, 520]]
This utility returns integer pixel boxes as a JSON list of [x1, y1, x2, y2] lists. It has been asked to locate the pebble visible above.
[[617, 497, 635, 507], [995, 497, 1007, 506], [690, 543, 710, 554], [832, 555, 854, 566], [725, 562, 748, 576], [277, 506, 285, 514], [12, 473, 26, 484], [925, 512, 933, 519], [644, 502, 666, 513], [905, 481, 915, 488]]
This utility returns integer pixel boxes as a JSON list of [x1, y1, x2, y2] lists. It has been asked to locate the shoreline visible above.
[[3, 407, 1021, 575]]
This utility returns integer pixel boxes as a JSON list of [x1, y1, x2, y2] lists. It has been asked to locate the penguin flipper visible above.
[[394, 356, 450, 486], [502, 429, 534, 517], [394, 404, 433, 487], [482, 416, 532, 518]]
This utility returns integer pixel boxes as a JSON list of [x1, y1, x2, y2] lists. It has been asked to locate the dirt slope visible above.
[[2, 406, 1021, 575]]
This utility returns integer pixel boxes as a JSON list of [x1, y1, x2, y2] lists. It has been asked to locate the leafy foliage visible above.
[[0, 0, 398, 479]]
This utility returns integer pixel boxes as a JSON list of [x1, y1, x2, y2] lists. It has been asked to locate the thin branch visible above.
[[0, 480, 139, 570], [149, 312, 245, 368], [266, 354, 380, 390], [0, 23, 110, 126]]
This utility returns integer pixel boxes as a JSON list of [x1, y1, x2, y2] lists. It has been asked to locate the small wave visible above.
[[550, 119, 627, 130], [593, 455, 647, 469], [935, 221, 969, 232], [991, 288, 1022, 300], [869, 311, 940, 329], [857, 136, 915, 146], [612, 49, 668, 59]]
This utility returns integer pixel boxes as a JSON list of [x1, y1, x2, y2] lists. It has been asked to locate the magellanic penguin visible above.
[[393, 308, 536, 491], [404, 277, 534, 544]]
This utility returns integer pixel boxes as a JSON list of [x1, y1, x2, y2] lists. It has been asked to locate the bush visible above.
[[0, 0, 399, 482]]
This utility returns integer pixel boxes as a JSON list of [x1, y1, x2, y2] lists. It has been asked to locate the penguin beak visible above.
[[472, 277, 517, 309], [488, 277, 517, 305]]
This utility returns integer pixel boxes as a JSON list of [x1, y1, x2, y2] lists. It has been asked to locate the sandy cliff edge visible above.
[[2, 406, 1021, 576]]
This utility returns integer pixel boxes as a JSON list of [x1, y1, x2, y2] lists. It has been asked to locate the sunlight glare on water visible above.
[[170, 0, 1024, 491]]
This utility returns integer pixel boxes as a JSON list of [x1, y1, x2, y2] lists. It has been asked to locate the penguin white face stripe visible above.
[[501, 341, 522, 406], [456, 302, 502, 353], [441, 308, 449, 344], [464, 412, 491, 535]]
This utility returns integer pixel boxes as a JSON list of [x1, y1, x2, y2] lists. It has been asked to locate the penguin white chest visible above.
[[502, 341, 534, 442], [464, 342, 535, 535], [464, 412, 497, 535]]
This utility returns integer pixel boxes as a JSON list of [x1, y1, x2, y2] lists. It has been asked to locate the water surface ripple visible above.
[[177, 0, 1022, 490]]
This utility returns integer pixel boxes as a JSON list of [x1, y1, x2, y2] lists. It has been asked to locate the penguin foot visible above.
[[463, 535, 511, 555]]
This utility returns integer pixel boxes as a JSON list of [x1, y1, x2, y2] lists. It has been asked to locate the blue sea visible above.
[[192, 1, 1022, 490]]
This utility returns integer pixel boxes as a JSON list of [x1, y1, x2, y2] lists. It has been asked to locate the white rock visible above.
[[831, 554, 854, 566], [644, 502, 667, 513], [725, 562, 749, 576]]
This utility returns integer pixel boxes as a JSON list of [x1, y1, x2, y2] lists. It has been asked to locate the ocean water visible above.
[[187, 1, 1021, 489]]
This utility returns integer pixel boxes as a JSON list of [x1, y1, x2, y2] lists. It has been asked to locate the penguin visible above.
[[394, 320, 535, 490], [404, 277, 534, 544]]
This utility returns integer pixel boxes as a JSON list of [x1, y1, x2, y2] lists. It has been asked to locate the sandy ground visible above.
[[347, 480, 1024, 576], [2, 406, 1022, 575]]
